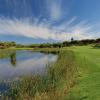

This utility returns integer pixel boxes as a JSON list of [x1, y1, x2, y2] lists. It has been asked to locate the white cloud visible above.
[[46, 0, 62, 20], [0, 17, 96, 42]]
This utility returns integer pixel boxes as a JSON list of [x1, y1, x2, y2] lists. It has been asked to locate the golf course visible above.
[[67, 46, 100, 100], [0, 0, 100, 99], [0, 45, 100, 100]]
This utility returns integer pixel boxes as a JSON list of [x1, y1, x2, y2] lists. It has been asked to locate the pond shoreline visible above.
[[0, 47, 79, 99]]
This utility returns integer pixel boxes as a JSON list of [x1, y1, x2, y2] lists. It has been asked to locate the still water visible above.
[[0, 50, 58, 80]]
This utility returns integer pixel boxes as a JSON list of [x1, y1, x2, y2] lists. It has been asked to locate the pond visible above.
[[0, 50, 58, 80]]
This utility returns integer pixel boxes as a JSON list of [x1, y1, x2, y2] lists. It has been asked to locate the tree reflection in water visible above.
[[10, 52, 16, 66]]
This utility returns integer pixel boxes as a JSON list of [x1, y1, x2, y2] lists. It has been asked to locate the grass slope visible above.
[[0, 46, 100, 99], [1, 48, 78, 100], [67, 46, 100, 100]]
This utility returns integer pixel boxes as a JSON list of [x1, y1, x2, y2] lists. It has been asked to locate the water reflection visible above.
[[10, 52, 16, 66], [0, 50, 58, 80]]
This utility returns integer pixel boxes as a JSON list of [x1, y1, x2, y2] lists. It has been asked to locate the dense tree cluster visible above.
[[0, 41, 16, 49], [30, 38, 100, 48], [0, 41, 30, 49]]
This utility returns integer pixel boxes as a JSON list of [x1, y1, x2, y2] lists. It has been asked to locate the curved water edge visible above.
[[0, 49, 79, 99], [0, 50, 58, 81]]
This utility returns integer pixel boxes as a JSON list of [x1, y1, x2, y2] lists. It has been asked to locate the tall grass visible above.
[[1, 48, 79, 100], [33, 47, 60, 54], [0, 49, 15, 59]]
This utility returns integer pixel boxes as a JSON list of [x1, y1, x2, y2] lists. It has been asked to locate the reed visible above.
[[1, 48, 79, 99]]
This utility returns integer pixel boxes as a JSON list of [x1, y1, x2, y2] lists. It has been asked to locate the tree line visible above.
[[0, 41, 28, 49], [30, 38, 100, 48], [0, 38, 100, 49]]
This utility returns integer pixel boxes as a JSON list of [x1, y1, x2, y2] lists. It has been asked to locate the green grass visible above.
[[0, 47, 33, 58], [0, 46, 100, 100], [9, 47, 34, 50], [0, 49, 15, 58], [66, 46, 100, 100], [0, 47, 59, 58], [1, 48, 78, 100], [33, 47, 60, 54]]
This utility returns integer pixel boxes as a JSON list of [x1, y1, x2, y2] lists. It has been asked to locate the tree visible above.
[[71, 37, 74, 42]]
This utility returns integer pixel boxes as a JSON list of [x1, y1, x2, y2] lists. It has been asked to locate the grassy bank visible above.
[[33, 47, 60, 54], [1, 48, 78, 100], [0, 49, 15, 58], [0, 46, 99, 99], [0, 47, 34, 58], [67, 46, 100, 100]]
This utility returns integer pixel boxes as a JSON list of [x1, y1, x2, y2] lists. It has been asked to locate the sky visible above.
[[0, 0, 100, 44]]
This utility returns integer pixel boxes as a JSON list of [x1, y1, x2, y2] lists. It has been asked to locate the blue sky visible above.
[[0, 0, 100, 44]]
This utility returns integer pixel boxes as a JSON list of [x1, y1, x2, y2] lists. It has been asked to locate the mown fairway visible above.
[[67, 46, 100, 100], [0, 46, 100, 100]]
